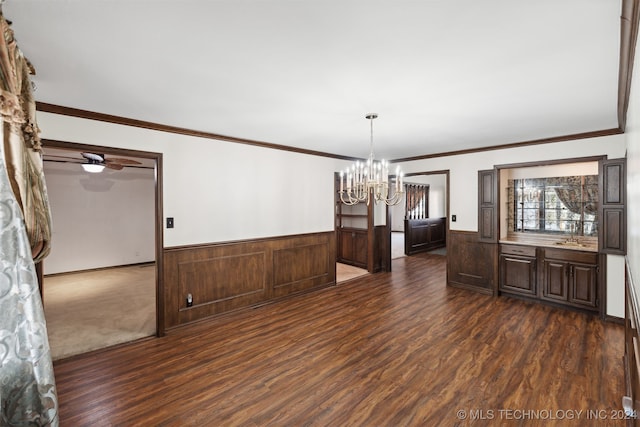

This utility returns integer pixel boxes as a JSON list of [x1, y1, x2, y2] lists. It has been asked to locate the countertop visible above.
[[499, 233, 598, 252]]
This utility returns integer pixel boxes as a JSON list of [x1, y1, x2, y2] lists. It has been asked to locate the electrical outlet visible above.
[[166, 217, 174, 228]]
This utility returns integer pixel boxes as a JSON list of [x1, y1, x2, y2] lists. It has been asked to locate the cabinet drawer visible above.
[[500, 244, 536, 257], [543, 248, 597, 264]]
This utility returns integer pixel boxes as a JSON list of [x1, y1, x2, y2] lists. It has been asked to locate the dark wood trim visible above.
[[39, 139, 165, 336], [403, 169, 450, 177], [36, 102, 357, 161], [166, 230, 335, 252], [35, 261, 43, 301], [383, 203, 392, 272], [494, 155, 606, 170], [619, 0, 640, 131], [605, 314, 625, 324], [449, 278, 494, 296], [600, 253, 608, 321], [41, 138, 160, 161], [37, 103, 625, 165], [367, 196, 375, 273], [391, 129, 622, 163], [155, 152, 165, 336]]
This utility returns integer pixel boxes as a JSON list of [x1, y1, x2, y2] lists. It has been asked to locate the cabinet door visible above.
[[478, 169, 498, 243], [353, 232, 368, 266], [543, 260, 569, 302], [569, 263, 598, 309], [599, 158, 626, 254], [500, 255, 536, 296], [339, 230, 354, 261], [338, 230, 368, 268]]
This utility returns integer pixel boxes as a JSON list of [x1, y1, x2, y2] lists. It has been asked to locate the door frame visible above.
[[387, 169, 450, 268], [41, 139, 165, 336]]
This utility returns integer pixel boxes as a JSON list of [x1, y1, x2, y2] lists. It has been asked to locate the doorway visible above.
[[389, 171, 450, 260], [40, 140, 163, 359]]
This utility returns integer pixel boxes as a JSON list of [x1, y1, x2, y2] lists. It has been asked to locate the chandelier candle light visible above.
[[339, 114, 404, 206]]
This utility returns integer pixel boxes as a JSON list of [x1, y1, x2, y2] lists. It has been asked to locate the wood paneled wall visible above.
[[373, 225, 390, 273], [163, 232, 336, 329], [625, 257, 640, 423], [447, 230, 497, 295], [404, 217, 446, 255]]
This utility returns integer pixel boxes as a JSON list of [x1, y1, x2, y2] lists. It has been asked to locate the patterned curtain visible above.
[[552, 176, 598, 216], [0, 11, 51, 262], [405, 184, 428, 219], [0, 8, 59, 427]]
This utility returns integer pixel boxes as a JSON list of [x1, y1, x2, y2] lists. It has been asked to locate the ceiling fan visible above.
[[80, 152, 142, 173]]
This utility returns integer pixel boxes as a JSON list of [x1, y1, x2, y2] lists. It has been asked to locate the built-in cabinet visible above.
[[338, 228, 368, 268], [499, 244, 536, 296], [542, 248, 598, 309], [335, 199, 371, 269], [404, 217, 446, 255], [599, 158, 626, 254], [499, 244, 599, 313]]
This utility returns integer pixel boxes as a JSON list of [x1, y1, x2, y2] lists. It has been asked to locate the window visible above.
[[508, 175, 598, 237]]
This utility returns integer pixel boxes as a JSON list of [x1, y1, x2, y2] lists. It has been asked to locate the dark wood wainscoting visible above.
[[404, 217, 446, 255], [373, 225, 390, 273], [447, 230, 498, 295], [163, 232, 336, 329], [625, 257, 640, 423]]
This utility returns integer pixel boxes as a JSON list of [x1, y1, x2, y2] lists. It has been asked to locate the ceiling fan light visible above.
[[82, 163, 105, 173]]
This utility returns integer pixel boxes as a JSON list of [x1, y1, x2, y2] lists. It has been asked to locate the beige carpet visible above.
[[43, 264, 156, 360], [392, 232, 406, 259]]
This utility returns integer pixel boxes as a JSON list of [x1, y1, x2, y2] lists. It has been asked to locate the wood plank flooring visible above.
[[53, 253, 625, 426]]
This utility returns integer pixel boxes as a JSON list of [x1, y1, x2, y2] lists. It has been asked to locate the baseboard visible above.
[[605, 314, 624, 324], [44, 261, 155, 277], [448, 280, 494, 296]]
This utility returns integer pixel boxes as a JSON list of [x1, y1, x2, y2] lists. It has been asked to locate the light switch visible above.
[[166, 217, 174, 228]]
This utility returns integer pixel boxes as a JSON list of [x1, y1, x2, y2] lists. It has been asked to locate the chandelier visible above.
[[339, 114, 404, 206]]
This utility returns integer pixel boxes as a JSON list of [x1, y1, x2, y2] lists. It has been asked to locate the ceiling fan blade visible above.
[[105, 157, 142, 165], [105, 163, 124, 170], [45, 154, 85, 162], [81, 152, 104, 162]]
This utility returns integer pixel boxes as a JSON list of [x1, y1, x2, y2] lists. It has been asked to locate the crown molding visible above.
[[37, 103, 623, 164], [390, 128, 623, 163], [35, 102, 358, 161]]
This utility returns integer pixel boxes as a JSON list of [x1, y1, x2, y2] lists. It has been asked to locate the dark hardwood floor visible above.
[[53, 252, 625, 426]]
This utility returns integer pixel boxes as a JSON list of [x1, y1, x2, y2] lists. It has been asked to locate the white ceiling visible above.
[[3, 0, 623, 161]]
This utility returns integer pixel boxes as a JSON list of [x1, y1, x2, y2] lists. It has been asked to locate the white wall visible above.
[[390, 174, 447, 231], [37, 112, 353, 248], [43, 161, 155, 274], [625, 26, 640, 304]]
